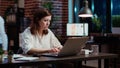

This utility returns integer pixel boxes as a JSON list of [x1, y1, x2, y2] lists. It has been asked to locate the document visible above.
[[13, 54, 39, 61], [15, 57, 39, 61]]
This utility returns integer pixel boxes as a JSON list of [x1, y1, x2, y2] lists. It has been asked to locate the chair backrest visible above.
[[17, 47, 23, 54], [17, 33, 24, 54], [19, 33, 23, 47]]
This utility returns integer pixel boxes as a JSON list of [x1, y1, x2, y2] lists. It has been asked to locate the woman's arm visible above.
[[0, 16, 8, 54], [49, 29, 63, 49], [27, 47, 60, 54]]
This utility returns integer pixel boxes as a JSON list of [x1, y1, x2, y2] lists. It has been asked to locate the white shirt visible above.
[[0, 16, 8, 51], [20, 27, 63, 54]]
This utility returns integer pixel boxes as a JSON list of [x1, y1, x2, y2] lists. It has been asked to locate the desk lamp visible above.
[[78, 0, 93, 17], [78, 0, 93, 36]]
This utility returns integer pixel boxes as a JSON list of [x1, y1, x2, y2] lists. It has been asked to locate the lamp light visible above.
[[78, 0, 93, 17]]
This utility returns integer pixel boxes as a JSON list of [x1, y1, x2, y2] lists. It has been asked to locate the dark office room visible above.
[[0, 0, 119, 68]]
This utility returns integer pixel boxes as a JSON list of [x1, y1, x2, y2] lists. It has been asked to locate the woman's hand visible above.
[[48, 48, 61, 53]]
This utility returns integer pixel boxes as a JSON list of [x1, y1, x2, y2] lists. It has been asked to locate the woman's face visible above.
[[39, 16, 51, 30]]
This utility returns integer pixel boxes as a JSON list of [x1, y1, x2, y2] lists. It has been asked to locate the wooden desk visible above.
[[0, 53, 118, 68]]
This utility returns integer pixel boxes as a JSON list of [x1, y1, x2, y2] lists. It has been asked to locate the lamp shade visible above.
[[78, 0, 93, 17]]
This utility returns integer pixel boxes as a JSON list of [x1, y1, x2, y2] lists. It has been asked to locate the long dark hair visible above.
[[30, 7, 52, 35]]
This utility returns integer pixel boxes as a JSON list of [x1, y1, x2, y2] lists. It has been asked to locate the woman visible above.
[[0, 16, 8, 54], [20, 7, 74, 68], [20, 7, 63, 55]]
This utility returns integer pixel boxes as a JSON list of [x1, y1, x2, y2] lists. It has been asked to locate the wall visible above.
[[112, 27, 120, 34], [0, 0, 15, 17]]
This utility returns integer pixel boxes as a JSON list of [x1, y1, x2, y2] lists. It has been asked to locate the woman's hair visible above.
[[30, 7, 52, 35]]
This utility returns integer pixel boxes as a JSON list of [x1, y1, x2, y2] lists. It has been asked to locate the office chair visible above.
[[17, 47, 23, 54]]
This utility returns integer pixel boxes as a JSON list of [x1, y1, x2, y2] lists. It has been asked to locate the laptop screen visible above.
[[66, 23, 88, 36]]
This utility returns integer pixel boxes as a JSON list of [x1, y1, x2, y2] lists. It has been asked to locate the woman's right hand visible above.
[[48, 48, 60, 53]]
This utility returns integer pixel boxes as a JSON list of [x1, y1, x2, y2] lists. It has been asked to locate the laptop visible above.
[[41, 37, 89, 57]]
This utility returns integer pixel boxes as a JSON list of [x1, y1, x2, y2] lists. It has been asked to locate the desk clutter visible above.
[[13, 54, 39, 61], [0, 53, 118, 68], [0, 54, 39, 63], [80, 49, 93, 55]]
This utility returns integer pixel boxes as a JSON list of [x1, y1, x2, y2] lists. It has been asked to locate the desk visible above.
[[0, 53, 118, 68]]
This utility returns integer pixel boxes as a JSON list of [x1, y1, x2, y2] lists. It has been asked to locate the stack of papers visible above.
[[13, 54, 39, 61], [15, 57, 39, 61]]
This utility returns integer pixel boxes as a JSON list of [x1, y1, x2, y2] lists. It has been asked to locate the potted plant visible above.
[[42, 1, 53, 11], [8, 50, 14, 62], [92, 14, 102, 33], [0, 48, 4, 62]]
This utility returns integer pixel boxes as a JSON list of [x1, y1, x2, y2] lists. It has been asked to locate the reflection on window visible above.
[[112, 0, 120, 27]]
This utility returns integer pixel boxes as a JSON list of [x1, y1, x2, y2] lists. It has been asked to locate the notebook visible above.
[[41, 37, 89, 57]]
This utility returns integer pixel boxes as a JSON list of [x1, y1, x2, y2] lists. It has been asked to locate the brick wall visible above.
[[0, 0, 15, 17]]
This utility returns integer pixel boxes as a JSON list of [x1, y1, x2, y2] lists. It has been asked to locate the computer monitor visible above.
[[66, 23, 88, 36]]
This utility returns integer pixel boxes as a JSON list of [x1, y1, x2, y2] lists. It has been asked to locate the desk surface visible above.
[[0, 53, 118, 67]]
